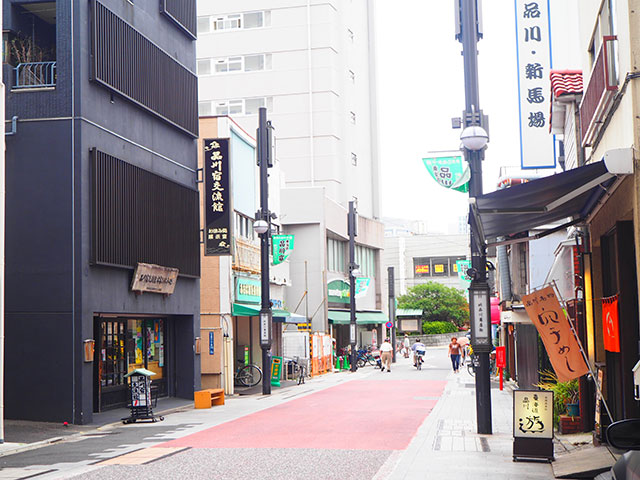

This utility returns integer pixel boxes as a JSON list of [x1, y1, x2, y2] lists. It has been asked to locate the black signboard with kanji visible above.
[[204, 138, 232, 256]]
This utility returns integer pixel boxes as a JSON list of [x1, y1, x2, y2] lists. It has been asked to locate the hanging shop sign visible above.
[[513, 390, 554, 461], [327, 278, 371, 303], [236, 277, 261, 304], [522, 286, 589, 383], [514, 0, 555, 169], [601, 295, 620, 352], [204, 138, 232, 255], [456, 259, 472, 289], [272, 234, 295, 265], [131, 263, 179, 295], [422, 154, 470, 193]]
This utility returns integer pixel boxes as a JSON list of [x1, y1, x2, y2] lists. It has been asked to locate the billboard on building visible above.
[[204, 138, 232, 255]]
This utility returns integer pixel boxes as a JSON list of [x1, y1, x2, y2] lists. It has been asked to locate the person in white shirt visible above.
[[380, 338, 393, 372], [411, 339, 427, 367]]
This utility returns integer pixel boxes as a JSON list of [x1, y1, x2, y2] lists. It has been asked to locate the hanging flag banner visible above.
[[355, 277, 371, 299], [522, 286, 589, 383], [514, 0, 555, 169], [422, 153, 470, 193], [601, 295, 620, 352], [272, 234, 294, 265], [456, 259, 472, 289]]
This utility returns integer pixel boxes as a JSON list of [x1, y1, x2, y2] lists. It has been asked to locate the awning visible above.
[[396, 309, 422, 317], [471, 155, 631, 247], [274, 312, 308, 324], [328, 310, 388, 325], [232, 303, 290, 319]]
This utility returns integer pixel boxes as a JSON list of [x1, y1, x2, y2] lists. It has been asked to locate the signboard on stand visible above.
[[513, 390, 554, 461]]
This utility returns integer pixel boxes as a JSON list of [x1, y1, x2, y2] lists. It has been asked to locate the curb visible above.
[[0, 403, 196, 458]]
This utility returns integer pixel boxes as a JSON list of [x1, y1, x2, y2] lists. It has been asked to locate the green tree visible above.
[[398, 282, 469, 328]]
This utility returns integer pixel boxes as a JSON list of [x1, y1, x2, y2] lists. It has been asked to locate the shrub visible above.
[[535, 369, 579, 427], [422, 320, 458, 335]]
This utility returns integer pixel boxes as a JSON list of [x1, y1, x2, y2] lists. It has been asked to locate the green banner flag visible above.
[[272, 234, 294, 265], [422, 154, 470, 193], [456, 259, 472, 289]]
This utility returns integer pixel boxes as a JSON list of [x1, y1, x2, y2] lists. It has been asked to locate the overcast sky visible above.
[[375, 1, 521, 232]]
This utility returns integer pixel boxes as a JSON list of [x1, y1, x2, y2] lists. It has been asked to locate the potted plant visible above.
[[536, 370, 580, 426]]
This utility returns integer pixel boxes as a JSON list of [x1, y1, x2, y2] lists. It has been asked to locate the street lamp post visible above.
[[458, 0, 492, 435], [255, 107, 273, 395], [348, 201, 359, 372]]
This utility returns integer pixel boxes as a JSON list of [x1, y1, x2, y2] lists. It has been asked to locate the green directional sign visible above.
[[272, 234, 294, 265], [422, 154, 470, 193]]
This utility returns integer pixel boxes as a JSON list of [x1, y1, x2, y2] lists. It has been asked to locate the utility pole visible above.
[[458, 0, 492, 434], [388, 267, 396, 363], [348, 201, 358, 372], [256, 107, 273, 395]]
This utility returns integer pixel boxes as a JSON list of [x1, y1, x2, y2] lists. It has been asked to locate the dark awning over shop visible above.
[[471, 157, 630, 247], [328, 310, 388, 325]]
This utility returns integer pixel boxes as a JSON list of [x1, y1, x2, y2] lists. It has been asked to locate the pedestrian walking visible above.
[[448, 337, 463, 373], [380, 337, 393, 372], [403, 334, 411, 358]]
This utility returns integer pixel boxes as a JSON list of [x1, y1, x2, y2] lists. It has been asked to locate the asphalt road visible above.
[[0, 347, 455, 480]]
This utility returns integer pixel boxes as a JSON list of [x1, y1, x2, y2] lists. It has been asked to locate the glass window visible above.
[[197, 16, 211, 34], [228, 57, 242, 72], [215, 59, 228, 73], [244, 11, 264, 29], [245, 98, 265, 115], [197, 59, 211, 75], [215, 102, 229, 115], [229, 99, 243, 115], [245, 54, 265, 72], [199, 101, 212, 116]]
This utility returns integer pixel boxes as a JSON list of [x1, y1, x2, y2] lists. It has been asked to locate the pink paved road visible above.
[[160, 379, 446, 451]]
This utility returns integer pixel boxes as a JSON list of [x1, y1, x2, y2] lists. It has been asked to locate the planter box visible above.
[[559, 414, 582, 434]]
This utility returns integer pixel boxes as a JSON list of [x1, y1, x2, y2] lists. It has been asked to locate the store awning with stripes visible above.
[[328, 310, 388, 325]]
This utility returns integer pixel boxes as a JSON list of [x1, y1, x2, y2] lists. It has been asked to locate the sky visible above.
[[374, 1, 522, 232]]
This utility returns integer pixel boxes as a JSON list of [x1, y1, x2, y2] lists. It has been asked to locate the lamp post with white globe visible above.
[[458, 0, 492, 435]]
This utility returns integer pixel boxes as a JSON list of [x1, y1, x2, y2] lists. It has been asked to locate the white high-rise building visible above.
[[197, 1, 384, 336]]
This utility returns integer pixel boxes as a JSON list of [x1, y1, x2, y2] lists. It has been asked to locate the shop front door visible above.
[[94, 317, 167, 412]]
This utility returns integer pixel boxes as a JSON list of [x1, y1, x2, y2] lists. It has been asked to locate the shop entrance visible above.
[[94, 317, 168, 412]]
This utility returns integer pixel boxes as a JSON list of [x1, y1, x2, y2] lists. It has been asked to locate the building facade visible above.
[[4, 0, 200, 423], [196, 0, 385, 339]]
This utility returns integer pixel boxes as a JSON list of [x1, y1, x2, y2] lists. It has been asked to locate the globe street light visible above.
[[253, 220, 269, 235], [460, 125, 489, 151]]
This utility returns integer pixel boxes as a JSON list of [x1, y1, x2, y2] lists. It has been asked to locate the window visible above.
[[203, 97, 272, 116], [215, 56, 242, 73], [197, 59, 211, 75], [234, 213, 254, 240], [351, 152, 357, 166], [355, 246, 376, 277], [244, 11, 264, 28], [198, 10, 271, 34], [199, 101, 212, 116], [197, 16, 210, 34], [198, 53, 272, 76], [327, 238, 346, 273]]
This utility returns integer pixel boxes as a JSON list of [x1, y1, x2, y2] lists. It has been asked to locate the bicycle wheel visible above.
[[467, 361, 475, 376], [366, 355, 376, 366], [356, 356, 366, 368], [417, 358, 422, 370], [238, 364, 262, 387]]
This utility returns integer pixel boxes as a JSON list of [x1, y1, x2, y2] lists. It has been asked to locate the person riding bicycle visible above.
[[411, 339, 426, 367]]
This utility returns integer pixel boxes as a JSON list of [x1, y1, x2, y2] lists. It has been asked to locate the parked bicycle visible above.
[[286, 356, 307, 385], [356, 347, 378, 368], [234, 361, 262, 387], [466, 350, 497, 377]]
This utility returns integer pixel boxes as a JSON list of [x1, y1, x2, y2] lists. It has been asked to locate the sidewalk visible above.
[[0, 397, 194, 459], [382, 365, 554, 479]]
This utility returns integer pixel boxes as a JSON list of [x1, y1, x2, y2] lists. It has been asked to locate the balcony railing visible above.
[[14, 61, 57, 89], [579, 36, 617, 147]]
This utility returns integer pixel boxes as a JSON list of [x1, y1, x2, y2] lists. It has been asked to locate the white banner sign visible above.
[[514, 390, 553, 439], [515, 0, 555, 169]]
